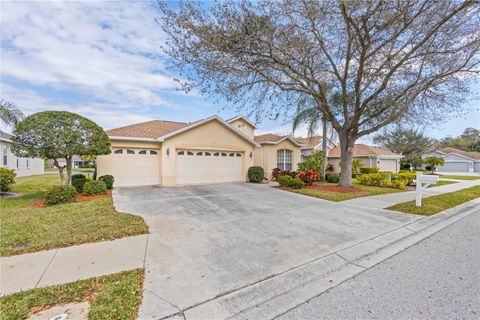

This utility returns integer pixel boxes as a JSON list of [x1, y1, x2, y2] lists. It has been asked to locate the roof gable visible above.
[[227, 116, 257, 128], [437, 147, 480, 160], [254, 133, 302, 147], [106, 120, 188, 139], [328, 144, 401, 158]]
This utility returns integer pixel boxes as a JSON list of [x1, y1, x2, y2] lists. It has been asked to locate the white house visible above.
[[422, 147, 480, 173], [0, 132, 44, 177], [296, 136, 337, 161]]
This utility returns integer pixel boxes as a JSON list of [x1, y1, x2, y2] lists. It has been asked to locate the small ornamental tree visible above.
[[11, 111, 111, 185], [423, 156, 445, 174], [298, 150, 323, 175]]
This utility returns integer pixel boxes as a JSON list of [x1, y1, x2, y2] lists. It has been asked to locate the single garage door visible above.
[[112, 149, 160, 186], [176, 150, 244, 184], [437, 161, 469, 172]]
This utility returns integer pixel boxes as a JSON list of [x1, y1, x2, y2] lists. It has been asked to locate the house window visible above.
[[205, 152, 211, 156], [187, 151, 194, 156], [27, 159, 29, 169], [221, 152, 227, 156], [126, 149, 135, 154], [3, 146, 8, 165], [236, 153, 242, 157], [229, 153, 235, 157], [114, 149, 123, 154], [277, 149, 293, 171], [150, 150, 158, 155], [177, 151, 185, 156], [139, 150, 147, 155], [213, 152, 219, 156], [16, 159, 19, 168], [196, 152, 203, 156]]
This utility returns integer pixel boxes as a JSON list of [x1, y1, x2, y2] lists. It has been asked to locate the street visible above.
[[278, 210, 480, 320]]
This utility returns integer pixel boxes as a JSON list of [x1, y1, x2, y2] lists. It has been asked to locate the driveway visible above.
[[113, 183, 417, 319]]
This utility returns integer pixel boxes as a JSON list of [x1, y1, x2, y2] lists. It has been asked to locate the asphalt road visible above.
[[278, 209, 480, 320]]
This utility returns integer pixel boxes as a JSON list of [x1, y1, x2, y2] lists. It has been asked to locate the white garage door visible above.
[[437, 162, 469, 172], [112, 149, 160, 186], [176, 150, 244, 184]]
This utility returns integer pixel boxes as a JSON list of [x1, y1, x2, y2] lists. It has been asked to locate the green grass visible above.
[[285, 182, 403, 202], [0, 175, 148, 256], [426, 180, 457, 188], [0, 269, 144, 320], [45, 167, 95, 172], [438, 175, 480, 180], [387, 186, 480, 216]]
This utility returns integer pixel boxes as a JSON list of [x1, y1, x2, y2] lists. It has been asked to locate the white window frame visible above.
[[277, 149, 293, 171]]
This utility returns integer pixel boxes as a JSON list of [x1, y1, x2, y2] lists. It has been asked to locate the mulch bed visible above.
[[304, 184, 365, 193], [29, 190, 112, 208]]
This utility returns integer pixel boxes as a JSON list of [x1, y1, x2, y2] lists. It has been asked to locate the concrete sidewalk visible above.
[[0, 234, 147, 296], [342, 179, 479, 209]]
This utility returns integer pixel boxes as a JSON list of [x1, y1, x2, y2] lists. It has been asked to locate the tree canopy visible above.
[[12, 111, 111, 184], [438, 128, 480, 152], [159, 0, 480, 186]]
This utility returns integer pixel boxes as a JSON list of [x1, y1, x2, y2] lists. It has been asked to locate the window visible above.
[[187, 151, 194, 156], [177, 151, 185, 156], [27, 159, 29, 169], [213, 152, 219, 156], [3, 146, 8, 165], [126, 149, 135, 154], [229, 153, 235, 157], [277, 149, 292, 171], [114, 149, 123, 154], [221, 152, 227, 157], [150, 150, 158, 155], [236, 153, 242, 157], [139, 150, 147, 155], [205, 152, 211, 156], [196, 152, 203, 156], [16, 159, 19, 168]]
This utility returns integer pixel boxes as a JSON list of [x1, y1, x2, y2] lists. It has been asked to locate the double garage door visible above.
[[437, 162, 470, 172], [176, 150, 244, 184]]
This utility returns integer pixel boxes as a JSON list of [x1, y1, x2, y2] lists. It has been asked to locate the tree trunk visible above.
[[321, 115, 328, 181], [66, 156, 73, 185], [338, 131, 356, 188], [53, 158, 66, 185]]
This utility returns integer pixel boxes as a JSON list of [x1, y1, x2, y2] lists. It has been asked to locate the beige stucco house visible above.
[[296, 136, 337, 161], [97, 116, 302, 187], [328, 144, 402, 173]]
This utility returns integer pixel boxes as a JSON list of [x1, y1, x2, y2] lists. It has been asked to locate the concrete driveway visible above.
[[113, 183, 417, 319]]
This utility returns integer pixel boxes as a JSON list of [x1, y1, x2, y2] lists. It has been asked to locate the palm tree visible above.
[[0, 99, 24, 127]]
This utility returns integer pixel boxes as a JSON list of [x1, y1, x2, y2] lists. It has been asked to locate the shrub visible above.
[[272, 168, 292, 180], [248, 166, 264, 183], [278, 175, 294, 187], [0, 168, 16, 192], [352, 172, 362, 179], [71, 174, 87, 193], [391, 172, 416, 186], [325, 172, 340, 183], [392, 179, 407, 190], [98, 175, 115, 189], [357, 173, 391, 187], [297, 150, 323, 174], [44, 185, 77, 205], [290, 171, 298, 178], [290, 177, 305, 189], [326, 163, 334, 172], [297, 169, 320, 185], [83, 180, 107, 196], [359, 166, 380, 174]]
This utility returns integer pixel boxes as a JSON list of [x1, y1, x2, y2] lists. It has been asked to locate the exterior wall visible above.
[[161, 119, 255, 186], [0, 141, 44, 177], [475, 162, 480, 172], [437, 162, 469, 172], [379, 158, 400, 172], [328, 156, 400, 173], [228, 118, 255, 139], [255, 140, 302, 178]]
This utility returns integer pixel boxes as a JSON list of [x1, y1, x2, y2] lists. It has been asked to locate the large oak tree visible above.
[[159, 0, 480, 186]]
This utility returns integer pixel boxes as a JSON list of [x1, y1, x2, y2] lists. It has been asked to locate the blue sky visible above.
[[1, 1, 478, 142]]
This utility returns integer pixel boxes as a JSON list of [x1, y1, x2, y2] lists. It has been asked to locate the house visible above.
[[422, 147, 480, 173], [296, 136, 337, 161], [327, 144, 402, 173], [96, 116, 302, 187], [46, 155, 92, 169], [0, 131, 44, 177]]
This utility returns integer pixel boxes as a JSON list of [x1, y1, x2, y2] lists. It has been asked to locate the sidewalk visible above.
[[342, 179, 479, 209], [0, 234, 147, 296]]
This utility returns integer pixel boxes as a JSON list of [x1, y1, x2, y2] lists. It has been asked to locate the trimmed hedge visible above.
[[0, 168, 16, 192], [83, 180, 107, 196], [248, 166, 264, 183], [98, 175, 115, 189], [357, 172, 414, 190], [278, 175, 304, 189], [289, 177, 305, 189], [44, 185, 77, 205], [71, 174, 87, 193], [325, 172, 340, 183], [359, 166, 380, 174]]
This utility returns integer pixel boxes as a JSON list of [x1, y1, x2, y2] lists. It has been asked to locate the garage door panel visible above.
[[112, 154, 160, 186], [177, 150, 243, 185], [437, 162, 469, 172]]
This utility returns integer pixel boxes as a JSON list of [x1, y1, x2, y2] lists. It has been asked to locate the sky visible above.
[[1, 0, 479, 143]]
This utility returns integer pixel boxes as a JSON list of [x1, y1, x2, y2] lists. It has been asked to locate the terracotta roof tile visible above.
[[105, 120, 189, 139], [254, 133, 284, 143], [328, 144, 400, 157], [297, 136, 322, 149], [437, 147, 480, 160]]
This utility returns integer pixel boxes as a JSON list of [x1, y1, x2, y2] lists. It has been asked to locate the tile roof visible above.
[[254, 133, 285, 143], [328, 144, 401, 157], [105, 120, 189, 139], [296, 136, 322, 149], [437, 147, 480, 160]]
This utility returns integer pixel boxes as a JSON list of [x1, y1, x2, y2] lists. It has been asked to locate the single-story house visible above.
[[422, 147, 480, 173], [46, 155, 91, 168], [97, 116, 302, 187], [296, 136, 337, 161], [327, 144, 402, 173], [0, 131, 44, 177]]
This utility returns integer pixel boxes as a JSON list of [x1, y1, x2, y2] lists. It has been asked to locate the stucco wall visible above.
[[1, 141, 44, 177], [328, 156, 400, 173], [254, 140, 302, 178], [228, 118, 255, 139]]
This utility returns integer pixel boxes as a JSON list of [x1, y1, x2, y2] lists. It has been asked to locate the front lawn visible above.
[[438, 175, 480, 180], [426, 180, 457, 187], [386, 185, 480, 216], [0, 175, 148, 256], [45, 167, 95, 172], [0, 269, 144, 320], [283, 182, 403, 202]]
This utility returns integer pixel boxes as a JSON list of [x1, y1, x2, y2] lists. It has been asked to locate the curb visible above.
[[163, 199, 480, 320]]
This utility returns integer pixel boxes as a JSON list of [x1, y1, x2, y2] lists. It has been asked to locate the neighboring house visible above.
[[0, 131, 44, 177], [328, 144, 402, 173], [422, 147, 480, 173], [46, 155, 91, 168], [96, 116, 302, 187], [296, 136, 337, 161], [253, 133, 302, 177]]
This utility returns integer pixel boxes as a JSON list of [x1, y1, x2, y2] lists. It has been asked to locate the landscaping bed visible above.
[[386, 185, 480, 216], [0, 175, 148, 256], [0, 269, 144, 320], [29, 190, 112, 208]]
